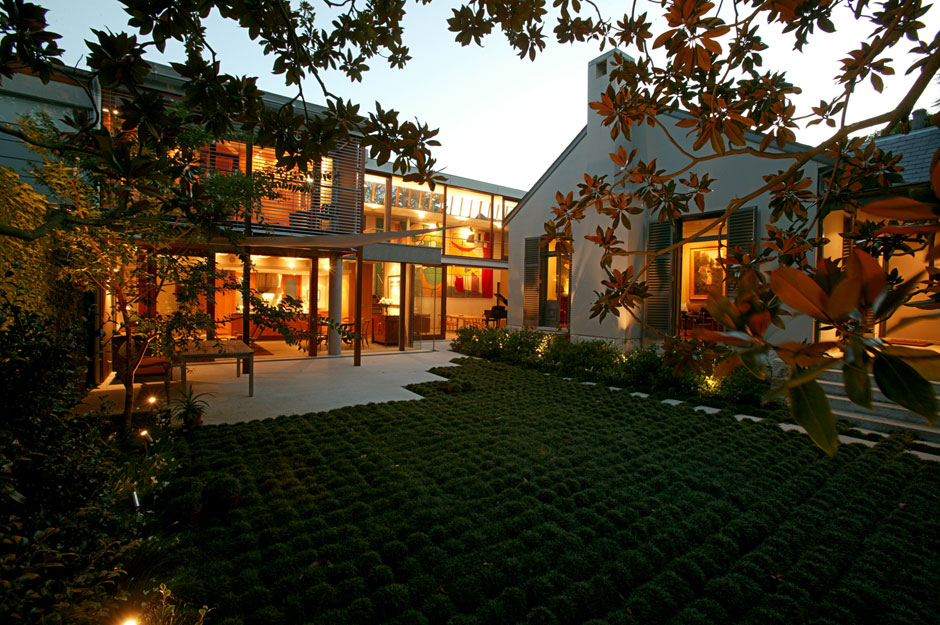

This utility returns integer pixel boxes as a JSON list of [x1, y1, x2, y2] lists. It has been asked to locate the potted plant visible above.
[[171, 384, 212, 427]]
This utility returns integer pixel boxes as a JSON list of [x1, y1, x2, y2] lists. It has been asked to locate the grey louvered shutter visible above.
[[523, 237, 541, 326], [726, 207, 757, 297], [644, 221, 674, 335]]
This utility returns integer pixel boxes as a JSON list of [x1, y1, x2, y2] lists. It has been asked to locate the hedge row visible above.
[[163, 358, 940, 625], [450, 326, 769, 409]]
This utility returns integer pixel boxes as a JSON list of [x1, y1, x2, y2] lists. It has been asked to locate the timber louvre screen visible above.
[[725, 206, 757, 297], [523, 237, 541, 326], [644, 221, 674, 335]]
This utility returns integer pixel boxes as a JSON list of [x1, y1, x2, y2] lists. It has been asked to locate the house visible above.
[[0, 63, 523, 385], [818, 119, 940, 345], [505, 49, 937, 348]]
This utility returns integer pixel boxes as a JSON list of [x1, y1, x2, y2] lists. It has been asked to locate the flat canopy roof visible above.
[[239, 226, 457, 249]]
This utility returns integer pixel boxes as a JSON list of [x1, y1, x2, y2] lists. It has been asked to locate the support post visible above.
[[328, 255, 343, 355], [354, 247, 363, 366], [308, 254, 319, 357], [399, 262, 407, 351], [241, 139, 253, 373]]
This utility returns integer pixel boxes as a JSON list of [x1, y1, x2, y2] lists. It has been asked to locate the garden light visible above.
[[139, 430, 153, 443], [147, 395, 157, 405], [702, 376, 720, 393]]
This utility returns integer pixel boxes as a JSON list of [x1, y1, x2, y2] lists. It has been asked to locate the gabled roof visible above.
[[875, 126, 939, 184], [504, 126, 587, 225]]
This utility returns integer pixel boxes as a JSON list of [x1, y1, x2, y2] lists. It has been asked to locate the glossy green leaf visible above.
[[874, 271, 924, 320], [788, 378, 839, 456], [843, 339, 871, 410], [873, 353, 938, 425]]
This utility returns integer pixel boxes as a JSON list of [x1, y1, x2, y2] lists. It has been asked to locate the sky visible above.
[[36, 1, 940, 192]]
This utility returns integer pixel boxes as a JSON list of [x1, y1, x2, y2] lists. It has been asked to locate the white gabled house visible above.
[[505, 49, 937, 348]]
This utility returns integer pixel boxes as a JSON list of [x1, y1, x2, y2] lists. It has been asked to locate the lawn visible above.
[[164, 358, 940, 625]]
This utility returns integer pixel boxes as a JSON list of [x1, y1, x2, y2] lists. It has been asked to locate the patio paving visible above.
[[184, 346, 460, 425]]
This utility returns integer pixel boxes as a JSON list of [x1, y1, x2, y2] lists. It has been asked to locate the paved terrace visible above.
[[186, 346, 460, 424]]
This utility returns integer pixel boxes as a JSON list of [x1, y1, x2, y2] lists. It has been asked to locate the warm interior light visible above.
[[287, 260, 296, 269], [147, 396, 157, 405], [121, 619, 137, 625], [261, 292, 276, 301]]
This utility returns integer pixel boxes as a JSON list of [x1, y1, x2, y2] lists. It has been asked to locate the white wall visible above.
[[509, 50, 824, 346]]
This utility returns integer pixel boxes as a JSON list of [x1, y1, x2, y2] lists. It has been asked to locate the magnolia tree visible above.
[[0, 0, 938, 449], [532, 0, 940, 454]]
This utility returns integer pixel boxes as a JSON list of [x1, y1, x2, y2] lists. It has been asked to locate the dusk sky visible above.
[[38, 1, 940, 192]]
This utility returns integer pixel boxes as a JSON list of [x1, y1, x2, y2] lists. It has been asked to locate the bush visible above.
[[202, 475, 242, 515], [0, 285, 176, 622]]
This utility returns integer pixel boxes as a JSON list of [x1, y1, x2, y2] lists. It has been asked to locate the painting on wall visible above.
[[690, 245, 724, 299]]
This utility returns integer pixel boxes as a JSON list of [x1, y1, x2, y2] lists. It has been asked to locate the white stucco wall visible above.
[[508, 50, 823, 347]]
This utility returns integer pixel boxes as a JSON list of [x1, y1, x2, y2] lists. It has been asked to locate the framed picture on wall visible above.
[[689, 244, 725, 299]]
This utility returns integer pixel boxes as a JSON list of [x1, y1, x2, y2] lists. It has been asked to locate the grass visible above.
[[163, 358, 940, 625]]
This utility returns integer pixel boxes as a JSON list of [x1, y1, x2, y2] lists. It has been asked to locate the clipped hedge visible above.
[[451, 326, 768, 408], [165, 358, 940, 625]]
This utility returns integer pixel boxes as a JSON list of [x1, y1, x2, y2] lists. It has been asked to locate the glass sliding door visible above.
[[412, 265, 442, 345]]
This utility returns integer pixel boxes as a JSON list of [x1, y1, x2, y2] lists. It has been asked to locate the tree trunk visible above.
[[116, 286, 136, 432]]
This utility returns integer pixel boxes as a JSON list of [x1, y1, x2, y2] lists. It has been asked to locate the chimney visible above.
[[586, 49, 632, 142], [912, 109, 927, 130]]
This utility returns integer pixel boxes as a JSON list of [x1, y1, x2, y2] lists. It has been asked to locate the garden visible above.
[[158, 357, 940, 625]]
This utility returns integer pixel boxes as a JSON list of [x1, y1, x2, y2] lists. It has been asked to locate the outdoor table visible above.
[[178, 339, 254, 397]]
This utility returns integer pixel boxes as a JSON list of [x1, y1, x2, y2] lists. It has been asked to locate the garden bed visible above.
[[164, 359, 940, 625]]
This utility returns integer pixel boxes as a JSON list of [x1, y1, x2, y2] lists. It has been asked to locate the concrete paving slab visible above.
[[694, 405, 721, 414], [178, 347, 461, 425]]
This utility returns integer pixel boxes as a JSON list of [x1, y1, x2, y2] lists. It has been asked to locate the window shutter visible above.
[[523, 237, 541, 326], [645, 222, 674, 335], [726, 206, 757, 297]]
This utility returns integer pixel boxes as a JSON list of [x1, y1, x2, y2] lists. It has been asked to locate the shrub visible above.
[[202, 475, 242, 515], [712, 365, 770, 406], [500, 326, 546, 367]]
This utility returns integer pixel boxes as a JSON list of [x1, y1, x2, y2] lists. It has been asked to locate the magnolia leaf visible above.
[[770, 358, 838, 393], [873, 353, 938, 425], [881, 345, 940, 381], [788, 378, 839, 456], [827, 275, 861, 322], [843, 339, 871, 409], [692, 328, 752, 344], [873, 271, 924, 320], [740, 348, 767, 380], [886, 310, 940, 334], [862, 197, 937, 221], [769, 266, 830, 321], [713, 353, 743, 378], [849, 249, 886, 304]]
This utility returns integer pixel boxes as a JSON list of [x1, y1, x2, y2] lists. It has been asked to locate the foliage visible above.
[[0, 1, 934, 454], [132, 584, 210, 625], [451, 326, 755, 405], [0, 284, 179, 623], [171, 385, 212, 428], [0, 274, 84, 430], [529, 1, 940, 455], [162, 358, 940, 624]]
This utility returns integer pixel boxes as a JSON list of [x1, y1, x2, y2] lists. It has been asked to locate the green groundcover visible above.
[[165, 358, 940, 625]]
